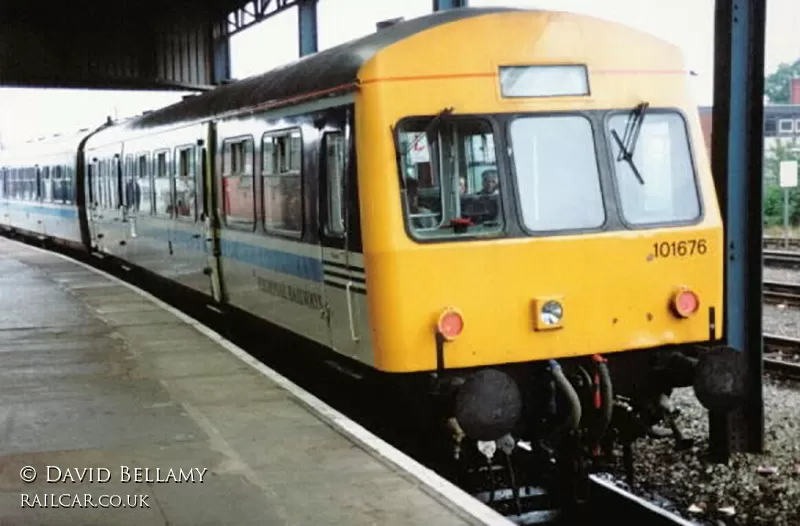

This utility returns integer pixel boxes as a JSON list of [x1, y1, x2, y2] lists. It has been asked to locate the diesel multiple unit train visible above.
[[0, 7, 727, 515]]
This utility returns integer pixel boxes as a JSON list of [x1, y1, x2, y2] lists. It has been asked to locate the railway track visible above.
[[763, 249, 800, 269], [763, 280, 800, 307], [763, 334, 800, 381], [764, 236, 800, 250]]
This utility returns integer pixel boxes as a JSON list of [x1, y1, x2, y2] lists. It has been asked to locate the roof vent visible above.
[[376, 17, 404, 31]]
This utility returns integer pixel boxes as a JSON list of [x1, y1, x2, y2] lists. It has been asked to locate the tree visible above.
[[765, 59, 800, 104], [763, 138, 800, 226]]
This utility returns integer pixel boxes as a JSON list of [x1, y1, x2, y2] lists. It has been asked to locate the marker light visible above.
[[437, 308, 464, 341], [672, 289, 700, 318]]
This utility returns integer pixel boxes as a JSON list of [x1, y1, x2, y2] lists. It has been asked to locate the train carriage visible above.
[[0, 7, 729, 513]]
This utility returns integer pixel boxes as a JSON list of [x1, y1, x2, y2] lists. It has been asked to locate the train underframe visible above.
[[406, 345, 721, 522]]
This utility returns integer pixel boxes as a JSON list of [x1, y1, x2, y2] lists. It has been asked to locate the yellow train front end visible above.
[[351, 8, 726, 508]]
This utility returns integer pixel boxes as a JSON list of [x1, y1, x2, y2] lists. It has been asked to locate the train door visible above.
[[319, 111, 362, 359], [85, 159, 101, 250], [170, 143, 212, 294], [202, 122, 225, 302]]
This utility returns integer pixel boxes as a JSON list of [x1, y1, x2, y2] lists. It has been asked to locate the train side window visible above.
[[262, 129, 302, 235], [0, 169, 5, 199], [52, 166, 59, 203], [510, 115, 605, 232], [222, 136, 255, 229], [123, 155, 135, 211], [136, 154, 152, 214], [98, 160, 107, 208], [779, 119, 794, 134], [40, 166, 50, 203], [27, 167, 35, 201], [111, 157, 121, 209], [323, 132, 345, 236], [174, 146, 196, 219], [154, 150, 172, 216], [63, 164, 73, 204]]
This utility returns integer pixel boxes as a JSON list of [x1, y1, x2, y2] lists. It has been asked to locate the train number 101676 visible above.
[[652, 239, 708, 258]]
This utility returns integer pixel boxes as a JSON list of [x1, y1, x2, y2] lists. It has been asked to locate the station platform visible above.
[[0, 238, 508, 526]]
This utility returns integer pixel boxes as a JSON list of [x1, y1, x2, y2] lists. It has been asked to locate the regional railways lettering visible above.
[[256, 275, 324, 310]]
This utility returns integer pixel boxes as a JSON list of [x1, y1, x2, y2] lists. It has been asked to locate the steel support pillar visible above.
[[298, 0, 318, 57], [211, 21, 231, 84], [433, 0, 468, 11], [709, 0, 767, 459]]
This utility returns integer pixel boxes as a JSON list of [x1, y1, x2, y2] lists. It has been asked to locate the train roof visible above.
[[130, 6, 522, 130]]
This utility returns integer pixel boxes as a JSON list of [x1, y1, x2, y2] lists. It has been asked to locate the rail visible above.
[[584, 476, 697, 525], [764, 236, 800, 250], [763, 280, 800, 307], [763, 249, 800, 269], [763, 334, 800, 381]]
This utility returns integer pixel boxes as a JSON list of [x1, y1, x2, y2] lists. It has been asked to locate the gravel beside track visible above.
[[612, 305, 800, 526]]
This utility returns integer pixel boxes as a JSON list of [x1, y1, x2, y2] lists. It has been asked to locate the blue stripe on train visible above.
[[2, 201, 327, 283], [2, 201, 79, 218]]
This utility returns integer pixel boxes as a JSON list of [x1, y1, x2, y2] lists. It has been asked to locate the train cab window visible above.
[[154, 150, 172, 216], [398, 118, 503, 238], [222, 137, 255, 229], [174, 146, 196, 219], [324, 132, 345, 236], [510, 115, 605, 232], [608, 111, 700, 225], [262, 130, 302, 235], [136, 154, 152, 214]]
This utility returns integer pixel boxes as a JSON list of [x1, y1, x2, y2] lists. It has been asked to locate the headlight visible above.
[[540, 300, 564, 325]]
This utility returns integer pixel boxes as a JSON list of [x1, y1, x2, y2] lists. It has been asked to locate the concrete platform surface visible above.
[[0, 239, 509, 526]]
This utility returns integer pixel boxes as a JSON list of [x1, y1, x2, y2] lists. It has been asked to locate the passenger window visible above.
[[137, 154, 152, 214], [510, 115, 605, 232], [52, 166, 61, 203], [63, 165, 73, 204], [174, 147, 196, 219], [154, 151, 171, 216], [99, 161, 108, 208], [262, 131, 301, 235], [41, 167, 51, 203], [324, 132, 345, 236], [222, 137, 255, 229], [608, 111, 700, 225], [397, 118, 503, 238], [108, 159, 120, 209]]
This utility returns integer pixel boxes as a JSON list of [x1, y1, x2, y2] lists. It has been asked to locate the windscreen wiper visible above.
[[403, 106, 453, 155], [611, 102, 649, 185], [392, 107, 454, 188]]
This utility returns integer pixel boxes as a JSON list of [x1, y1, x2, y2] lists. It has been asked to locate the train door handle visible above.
[[345, 281, 360, 342]]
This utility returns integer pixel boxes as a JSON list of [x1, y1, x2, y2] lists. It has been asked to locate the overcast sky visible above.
[[0, 0, 797, 146]]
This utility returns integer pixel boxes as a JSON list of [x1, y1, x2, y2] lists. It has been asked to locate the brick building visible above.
[[697, 77, 800, 157]]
